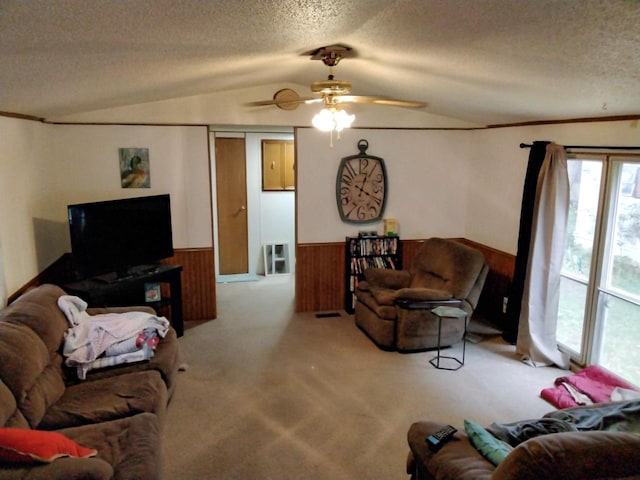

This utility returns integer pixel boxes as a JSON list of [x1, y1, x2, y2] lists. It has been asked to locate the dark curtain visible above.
[[502, 141, 550, 344]]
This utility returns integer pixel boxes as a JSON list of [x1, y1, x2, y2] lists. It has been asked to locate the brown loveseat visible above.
[[406, 400, 640, 479], [0, 284, 181, 479]]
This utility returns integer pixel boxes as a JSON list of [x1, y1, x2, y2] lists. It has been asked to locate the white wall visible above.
[[465, 120, 640, 253], [49, 124, 212, 249], [2, 115, 638, 299], [296, 127, 471, 243], [0, 117, 53, 293], [296, 120, 640, 254], [248, 133, 295, 274], [0, 118, 211, 295]]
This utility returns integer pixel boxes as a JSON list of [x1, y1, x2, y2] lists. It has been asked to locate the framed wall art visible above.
[[119, 147, 150, 188]]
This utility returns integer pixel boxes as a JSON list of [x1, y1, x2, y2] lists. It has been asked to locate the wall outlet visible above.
[[502, 297, 508, 314]]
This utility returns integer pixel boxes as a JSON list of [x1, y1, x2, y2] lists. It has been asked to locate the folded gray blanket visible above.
[[487, 418, 576, 446], [487, 399, 640, 447], [545, 399, 640, 432]]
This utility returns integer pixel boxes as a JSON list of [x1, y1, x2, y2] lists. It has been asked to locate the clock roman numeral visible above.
[[345, 204, 358, 218], [344, 161, 357, 180], [365, 161, 379, 180]]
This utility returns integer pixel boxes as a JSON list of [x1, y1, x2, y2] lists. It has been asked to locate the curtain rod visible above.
[[519, 143, 640, 150]]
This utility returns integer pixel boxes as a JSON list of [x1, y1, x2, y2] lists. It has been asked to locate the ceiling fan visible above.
[[246, 45, 427, 111]]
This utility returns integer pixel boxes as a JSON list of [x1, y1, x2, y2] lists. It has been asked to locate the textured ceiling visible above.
[[1, 0, 639, 126]]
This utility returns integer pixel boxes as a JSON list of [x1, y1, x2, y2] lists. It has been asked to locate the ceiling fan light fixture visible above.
[[312, 107, 355, 132], [333, 109, 355, 132], [312, 107, 355, 147]]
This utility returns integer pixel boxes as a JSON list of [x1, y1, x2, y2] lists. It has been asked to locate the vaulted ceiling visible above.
[[1, 0, 639, 127]]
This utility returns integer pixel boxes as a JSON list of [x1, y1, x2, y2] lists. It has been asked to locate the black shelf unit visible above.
[[345, 235, 402, 314], [63, 263, 184, 337]]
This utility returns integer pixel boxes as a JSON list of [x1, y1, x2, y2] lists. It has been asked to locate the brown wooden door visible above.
[[215, 137, 248, 274], [283, 141, 295, 189]]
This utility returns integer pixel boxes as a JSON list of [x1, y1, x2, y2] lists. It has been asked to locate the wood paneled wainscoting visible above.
[[459, 239, 516, 330], [162, 248, 216, 321], [296, 239, 515, 331], [295, 242, 346, 312], [15, 247, 217, 323]]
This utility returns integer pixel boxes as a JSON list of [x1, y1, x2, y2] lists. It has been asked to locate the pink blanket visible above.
[[541, 365, 637, 409]]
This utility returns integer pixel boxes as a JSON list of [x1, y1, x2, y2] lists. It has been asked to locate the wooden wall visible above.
[[13, 247, 217, 322], [459, 239, 515, 329], [163, 248, 216, 321], [295, 242, 345, 312], [295, 238, 515, 330], [13, 239, 512, 329]]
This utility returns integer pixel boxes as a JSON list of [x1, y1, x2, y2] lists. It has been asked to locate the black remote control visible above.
[[426, 424, 457, 451]]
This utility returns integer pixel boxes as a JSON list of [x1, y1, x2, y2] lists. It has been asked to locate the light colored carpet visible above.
[[162, 275, 568, 479], [216, 273, 260, 283]]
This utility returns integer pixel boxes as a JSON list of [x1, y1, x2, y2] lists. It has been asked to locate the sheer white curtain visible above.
[[516, 143, 570, 368]]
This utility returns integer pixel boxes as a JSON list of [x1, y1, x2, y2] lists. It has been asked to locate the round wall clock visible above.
[[336, 139, 387, 223]]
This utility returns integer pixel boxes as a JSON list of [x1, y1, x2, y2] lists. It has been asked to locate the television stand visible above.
[[64, 264, 184, 336], [93, 264, 161, 284], [93, 272, 131, 284]]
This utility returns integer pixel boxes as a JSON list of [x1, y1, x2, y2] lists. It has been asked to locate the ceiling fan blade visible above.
[[245, 88, 321, 110], [246, 96, 324, 107], [245, 96, 318, 109], [245, 99, 285, 107], [334, 95, 427, 109]]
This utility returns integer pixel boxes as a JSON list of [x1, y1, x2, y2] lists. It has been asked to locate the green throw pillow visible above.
[[464, 419, 513, 466]]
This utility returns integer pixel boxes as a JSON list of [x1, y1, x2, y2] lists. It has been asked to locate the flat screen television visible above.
[[68, 194, 173, 280]]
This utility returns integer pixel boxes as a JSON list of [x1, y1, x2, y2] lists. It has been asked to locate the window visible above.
[[558, 154, 640, 386]]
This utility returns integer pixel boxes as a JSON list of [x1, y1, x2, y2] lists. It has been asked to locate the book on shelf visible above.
[[345, 235, 402, 313], [348, 236, 398, 257]]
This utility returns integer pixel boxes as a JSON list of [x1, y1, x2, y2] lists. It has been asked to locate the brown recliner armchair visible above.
[[354, 238, 488, 352]]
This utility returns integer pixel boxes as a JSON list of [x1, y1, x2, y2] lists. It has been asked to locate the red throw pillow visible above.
[[0, 428, 97, 464]]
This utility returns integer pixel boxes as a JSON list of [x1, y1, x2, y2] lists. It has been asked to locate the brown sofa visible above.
[[406, 400, 640, 480], [0, 284, 181, 479], [355, 238, 488, 351]]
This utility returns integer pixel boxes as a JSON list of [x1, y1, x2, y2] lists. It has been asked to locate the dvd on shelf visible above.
[[345, 236, 402, 314]]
